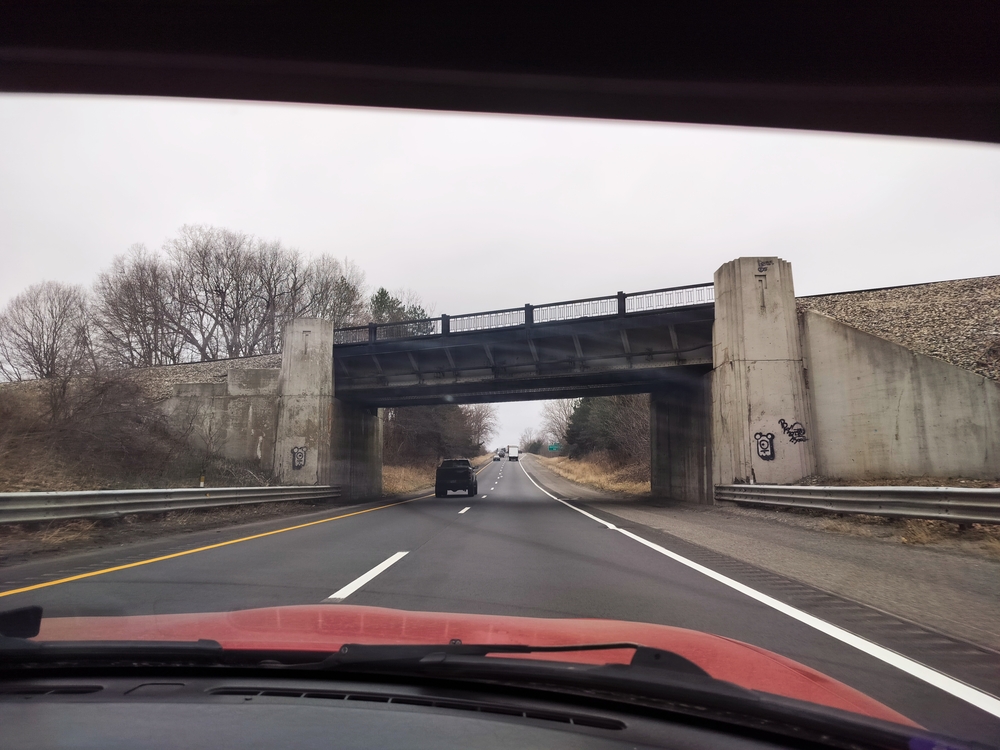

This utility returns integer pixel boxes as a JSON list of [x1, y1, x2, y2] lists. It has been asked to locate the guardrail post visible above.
[[441, 314, 450, 335], [617, 291, 626, 316], [368, 322, 377, 343], [525, 304, 534, 327]]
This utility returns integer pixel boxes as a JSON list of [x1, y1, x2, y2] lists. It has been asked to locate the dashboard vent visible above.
[[0, 686, 103, 696], [208, 687, 624, 730]]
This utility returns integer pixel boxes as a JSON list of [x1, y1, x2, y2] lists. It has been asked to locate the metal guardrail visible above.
[[0, 485, 343, 524], [716, 484, 1000, 524], [333, 282, 715, 345]]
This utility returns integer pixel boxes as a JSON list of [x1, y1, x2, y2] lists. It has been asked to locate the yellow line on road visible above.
[[0, 494, 431, 599]]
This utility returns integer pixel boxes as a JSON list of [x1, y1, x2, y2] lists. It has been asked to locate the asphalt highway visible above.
[[2, 457, 999, 744]]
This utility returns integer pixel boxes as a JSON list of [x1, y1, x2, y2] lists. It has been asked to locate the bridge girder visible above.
[[333, 304, 713, 407]]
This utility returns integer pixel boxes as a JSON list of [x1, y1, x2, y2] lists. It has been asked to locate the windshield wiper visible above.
[[328, 641, 710, 676], [0, 605, 224, 665], [0, 606, 42, 639], [282, 641, 756, 707]]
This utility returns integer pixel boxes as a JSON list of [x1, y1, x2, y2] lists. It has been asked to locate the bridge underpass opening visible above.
[[273, 259, 816, 506], [275, 282, 718, 502]]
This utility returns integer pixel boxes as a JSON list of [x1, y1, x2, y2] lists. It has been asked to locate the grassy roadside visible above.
[[382, 454, 493, 497], [533, 453, 650, 496]]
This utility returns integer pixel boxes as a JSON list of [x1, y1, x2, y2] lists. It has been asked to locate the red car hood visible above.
[[36, 604, 915, 727]]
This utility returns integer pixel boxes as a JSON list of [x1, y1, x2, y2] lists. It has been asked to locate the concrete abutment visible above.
[[710, 257, 816, 486], [274, 318, 382, 499]]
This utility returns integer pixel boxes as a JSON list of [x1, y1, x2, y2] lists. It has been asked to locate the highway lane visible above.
[[2, 457, 999, 743]]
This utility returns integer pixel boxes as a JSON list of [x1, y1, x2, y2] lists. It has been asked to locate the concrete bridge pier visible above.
[[649, 376, 712, 504], [711, 257, 816, 485], [331, 400, 383, 500], [275, 318, 382, 498]]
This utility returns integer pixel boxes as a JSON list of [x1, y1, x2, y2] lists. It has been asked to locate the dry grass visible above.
[[382, 463, 437, 495], [817, 512, 1000, 560], [899, 519, 948, 545], [820, 518, 878, 537], [982, 536, 1000, 559], [382, 454, 493, 497], [35, 519, 98, 546], [540, 453, 650, 496]]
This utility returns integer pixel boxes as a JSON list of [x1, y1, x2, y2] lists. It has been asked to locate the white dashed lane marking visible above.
[[326, 551, 409, 601], [459, 507, 470, 514]]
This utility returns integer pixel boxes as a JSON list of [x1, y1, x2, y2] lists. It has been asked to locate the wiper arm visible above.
[[328, 642, 710, 677], [0, 606, 42, 639], [292, 641, 755, 707], [0, 638, 225, 665], [0, 605, 224, 666]]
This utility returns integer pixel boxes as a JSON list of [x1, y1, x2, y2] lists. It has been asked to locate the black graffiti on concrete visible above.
[[291, 446, 307, 469], [778, 419, 808, 443], [754, 432, 776, 461], [757, 259, 774, 273]]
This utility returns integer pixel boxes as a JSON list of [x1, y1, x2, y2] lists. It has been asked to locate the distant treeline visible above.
[[536, 395, 650, 467]]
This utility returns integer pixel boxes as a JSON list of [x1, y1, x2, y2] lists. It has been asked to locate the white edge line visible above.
[[459, 507, 470, 514], [516, 459, 1000, 718], [327, 551, 409, 601]]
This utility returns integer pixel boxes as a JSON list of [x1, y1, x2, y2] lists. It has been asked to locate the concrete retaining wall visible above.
[[801, 310, 1000, 480], [161, 368, 280, 469]]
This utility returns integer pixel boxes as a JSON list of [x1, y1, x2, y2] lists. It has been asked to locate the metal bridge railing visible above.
[[627, 284, 715, 313], [335, 282, 714, 345], [450, 307, 526, 333], [534, 295, 619, 323]]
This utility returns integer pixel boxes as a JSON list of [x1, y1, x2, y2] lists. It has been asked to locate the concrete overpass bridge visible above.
[[165, 256, 1000, 506], [273, 258, 806, 503], [330, 284, 715, 407]]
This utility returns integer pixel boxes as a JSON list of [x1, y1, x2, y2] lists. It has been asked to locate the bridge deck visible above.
[[332, 285, 714, 406]]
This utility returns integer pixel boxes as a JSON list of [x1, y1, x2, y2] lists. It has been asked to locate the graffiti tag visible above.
[[291, 446, 307, 469], [754, 432, 776, 461], [757, 259, 773, 273], [778, 419, 808, 444]]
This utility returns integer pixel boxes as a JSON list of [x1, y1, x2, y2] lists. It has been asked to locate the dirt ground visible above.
[[0, 500, 336, 567], [720, 502, 1000, 561]]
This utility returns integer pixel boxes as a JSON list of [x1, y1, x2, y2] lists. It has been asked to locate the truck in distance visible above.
[[435, 459, 478, 497], [507, 445, 520, 461]]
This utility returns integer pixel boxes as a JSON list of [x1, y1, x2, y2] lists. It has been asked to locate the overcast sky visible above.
[[1, 94, 998, 444]]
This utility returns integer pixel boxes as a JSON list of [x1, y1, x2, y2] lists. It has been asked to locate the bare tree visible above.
[[92, 244, 186, 368], [306, 255, 368, 328], [163, 225, 314, 359], [592, 395, 650, 465], [463, 403, 499, 451], [0, 281, 92, 382], [541, 399, 578, 444]]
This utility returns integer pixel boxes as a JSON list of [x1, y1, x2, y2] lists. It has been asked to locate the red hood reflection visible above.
[[36, 604, 914, 727]]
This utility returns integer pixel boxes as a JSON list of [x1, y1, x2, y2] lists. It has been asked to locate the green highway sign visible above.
[[548, 444, 561, 451]]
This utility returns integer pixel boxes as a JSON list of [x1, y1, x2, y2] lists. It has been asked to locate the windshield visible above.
[[0, 93, 998, 747]]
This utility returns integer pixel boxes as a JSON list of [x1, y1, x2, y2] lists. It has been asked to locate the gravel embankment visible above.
[[798, 276, 1000, 382]]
